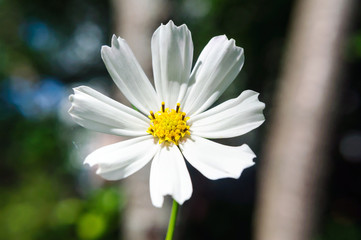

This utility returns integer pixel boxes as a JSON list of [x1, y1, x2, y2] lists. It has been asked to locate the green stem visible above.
[[165, 200, 179, 240]]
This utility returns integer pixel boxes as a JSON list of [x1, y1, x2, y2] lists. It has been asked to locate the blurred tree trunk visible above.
[[110, 0, 169, 239], [255, 0, 354, 240]]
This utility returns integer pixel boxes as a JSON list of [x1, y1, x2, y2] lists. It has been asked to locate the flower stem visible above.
[[165, 200, 179, 240]]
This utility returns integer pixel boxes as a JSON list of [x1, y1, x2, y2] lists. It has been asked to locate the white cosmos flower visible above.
[[69, 20, 265, 208]]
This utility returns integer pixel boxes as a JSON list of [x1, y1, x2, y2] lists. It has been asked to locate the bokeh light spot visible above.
[[77, 212, 106, 239]]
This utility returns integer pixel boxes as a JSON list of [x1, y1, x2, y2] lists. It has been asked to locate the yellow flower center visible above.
[[147, 102, 190, 145]]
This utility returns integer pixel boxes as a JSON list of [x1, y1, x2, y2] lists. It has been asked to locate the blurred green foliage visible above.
[[315, 218, 361, 240], [0, 0, 122, 239], [0, 114, 123, 240]]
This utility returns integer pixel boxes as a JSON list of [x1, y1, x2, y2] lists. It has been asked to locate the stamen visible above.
[[150, 111, 155, 119], [147, 102, 190, 145]]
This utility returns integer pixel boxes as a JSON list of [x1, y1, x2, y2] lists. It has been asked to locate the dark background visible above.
[[0, 0, 360, 239]]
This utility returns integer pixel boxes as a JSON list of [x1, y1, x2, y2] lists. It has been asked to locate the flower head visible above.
[[69, 21, 265, 208]]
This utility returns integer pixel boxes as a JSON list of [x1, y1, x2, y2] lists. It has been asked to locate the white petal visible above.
[[180, 135, 255, 180], [101, 35, 160, 115], [182, 35, 244, 116], [69, 86, 149, 137], [85, 135, 159, 180], [151, 21, 193, 108], [149, 145, 192, 208], [189, 90, 265, 138]]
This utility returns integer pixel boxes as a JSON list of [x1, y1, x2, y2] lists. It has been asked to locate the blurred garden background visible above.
[[0, 0, 360, 239]]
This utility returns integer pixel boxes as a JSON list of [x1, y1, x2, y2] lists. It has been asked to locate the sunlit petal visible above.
[[180, 135, 255, 180], [149, 145, 192, 207], [101, 35, 160, 115], [69, 86, 149, 137], [152, 20, 193, 108], [183, 35, 244, 116], [85, 135, 159, 180], [189, 90, 265, 138]]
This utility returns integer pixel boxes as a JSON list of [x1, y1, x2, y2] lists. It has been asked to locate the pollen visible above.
[[147, 102, 190, 145]]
